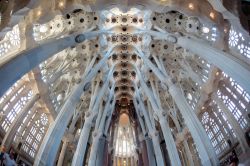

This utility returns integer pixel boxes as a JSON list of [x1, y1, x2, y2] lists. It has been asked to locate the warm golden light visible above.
[[202, 106, 205, 110], [216, 72, 219, 76], [210, 12, 215, 19], [119, 113, 129, 126], [37, 10, 42, 16], [59, 2, 64, 7], [188, 3, 194, 10]]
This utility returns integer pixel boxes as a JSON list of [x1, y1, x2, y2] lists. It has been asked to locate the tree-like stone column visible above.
[[0, 30, 109, 97], [136, 30, 250, 94], [88, 83, 115, 166], [71, 68, 114, 166], [57, 137, 71, 166], [135, 49, 218, 165], [133, 97, 159, 166], [34, 54, 111, 166]]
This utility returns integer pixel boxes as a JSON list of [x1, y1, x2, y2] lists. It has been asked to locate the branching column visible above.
[[57, 110, 80, 166], [169, 85, 218, 165], [136, 48, 218, 165], [72, 68, 114, 166], [134, 124, 144, 166], [57, 138, 69, 166], [134, 96, 164, 165], [88, 84, 115, 166], [133, 98, 159, 166], [134, 69, 181, 166], [34, 58, 107, 165], [138, 30, 250, 94], [177, 36, 250, 94], [0, 30, 107, 97]]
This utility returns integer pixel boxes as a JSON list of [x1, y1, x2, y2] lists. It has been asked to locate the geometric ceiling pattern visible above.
[[0, 0, 249, 166]]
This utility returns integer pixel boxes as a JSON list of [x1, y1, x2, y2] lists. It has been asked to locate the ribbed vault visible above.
[[0, 0, 250, 166]]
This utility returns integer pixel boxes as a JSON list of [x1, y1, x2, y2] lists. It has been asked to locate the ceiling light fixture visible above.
[[37, 10, 42, 17], [188, 3, 194, 10], [209, 12, 215, 19], [59, 2, 64, 7]]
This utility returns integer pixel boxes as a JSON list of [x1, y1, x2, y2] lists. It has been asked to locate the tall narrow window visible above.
[[114, 113, 137, 165], [201, 111, 229, 154], [217, 73, 250, 129], [20, 112, 49, 158], [0, 78, 32, 132]]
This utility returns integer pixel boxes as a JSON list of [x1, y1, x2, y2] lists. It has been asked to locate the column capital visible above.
[[63, 132, 74, 142], [176, 127, 190, 144], [149, 131, 159, 138]]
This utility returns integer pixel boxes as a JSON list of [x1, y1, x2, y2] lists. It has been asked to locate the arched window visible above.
[[114, 113, 137, 165], [19, 111, 49, 158], [114, 123, 136, 157], [0, 25, 21, 57], [0, 77, 32, 132], [0, 73, 50, 158], [228, 27, 250, 59], [201, 111, 229, 154], [217, 72, 250, 129]]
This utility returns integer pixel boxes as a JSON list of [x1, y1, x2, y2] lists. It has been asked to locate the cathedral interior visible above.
[[0, 0, 250, 165]]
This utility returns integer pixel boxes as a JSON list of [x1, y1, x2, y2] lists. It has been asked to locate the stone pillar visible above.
[[95, 137, 106, 166], [145, 137, 156, 166], [213, 94, 250, 153], [113, 157, 117, 166], [159, 116, 182, 166], [183, 140, 195, 166], [73, 114, 93, 165], [134, 51, 218, 165], [188, 138, 201, 165], [102, 139, 109, 166], [169, 85, 218, 165], [138, 153, 143, 166], [140, 139, 149, 166], [0, 35, 75, 97], [112, 124, 119, 166], [169, 85, 219, 165], [1, 93, 40, 150], [72, 70, 114, 166], [34, 54, 113, 166], [107, 124, 115, 166], [133, 97, 164, 166], [134, 125, 144, 166], [88, 82, 115, 166], [34, 84, 86, 165], [140, 30, 250, 94], [0, 30, 109, 97], [133, 73, 181, 166], [57, 138, 69, 166], [177, 36, 250, 94]]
